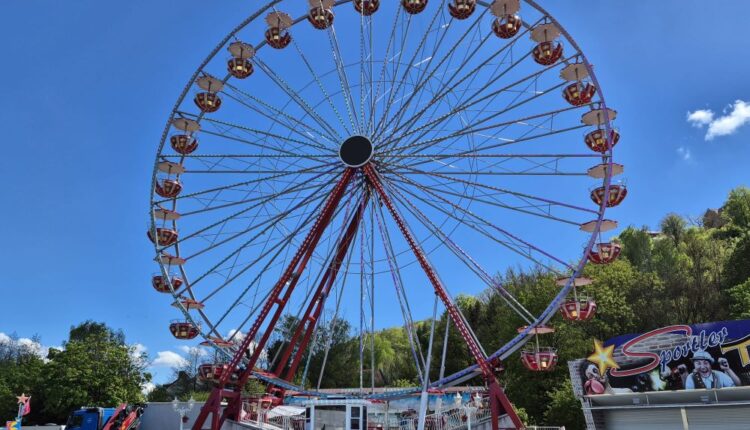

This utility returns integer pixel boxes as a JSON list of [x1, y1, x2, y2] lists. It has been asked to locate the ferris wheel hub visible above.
[[338, 135, 373, 168]]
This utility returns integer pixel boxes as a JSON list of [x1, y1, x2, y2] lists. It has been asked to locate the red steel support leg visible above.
[[192, 168, 355, 430], [362, 164, 524, 430], [270, 194, 369, 389]]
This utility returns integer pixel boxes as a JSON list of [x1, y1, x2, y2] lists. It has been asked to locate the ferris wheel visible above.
[[149, 0, 625, 428]]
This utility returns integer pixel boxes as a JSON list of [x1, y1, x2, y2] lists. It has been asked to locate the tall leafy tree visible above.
[[0, 334, 47, 424], [660, 213, 687, 245], [41, 321, 150, 422], [723, 186, 750, 230]]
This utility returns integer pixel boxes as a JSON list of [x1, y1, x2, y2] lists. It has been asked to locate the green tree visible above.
[[728, 279, 750, 319], [0, 334, 47, 424], [723, 186, 750, 230], [41, 321, 151, 422], [617, 226, 654, 271], [544, 380, 585, 430], [725, 233, 750, 288], [660, 213, 687, 245]]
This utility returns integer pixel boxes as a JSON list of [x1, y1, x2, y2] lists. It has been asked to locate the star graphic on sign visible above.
[[587, 339, 619, 376], [17, 393, 29, 404]]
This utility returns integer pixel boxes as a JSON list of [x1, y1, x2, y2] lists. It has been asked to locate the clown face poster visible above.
[[578, 320, 750, 395]]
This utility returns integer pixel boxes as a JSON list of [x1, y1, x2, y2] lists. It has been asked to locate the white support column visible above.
[[680, 407, 689, 430]]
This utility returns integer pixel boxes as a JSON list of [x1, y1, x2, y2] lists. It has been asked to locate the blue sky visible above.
[[1, 1, 749, 386]]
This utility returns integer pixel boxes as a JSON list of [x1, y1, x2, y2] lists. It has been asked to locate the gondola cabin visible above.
[[169, 321, 199, 340], [560, 297, 597, 321], [152, 273, 183, 293], [354, 0, 380, 15], [588, 242, 621, 264], [520, 347, 558, 371]]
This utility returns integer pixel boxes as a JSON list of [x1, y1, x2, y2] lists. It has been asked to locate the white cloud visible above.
[[687, 109, 714, 127], [687, 100, 750, 140], [152, 351, 188, 368], [676, 146, 692, 161], [706, 100, 750, 140], [227, 329, 246, 343], [141, 382, 156, 396], [18, 338, 46, 358], [1, 333, 48, 359], [178, 345, 208, 357], [131, 343, 147, 357], [130, 343, 149, 367]]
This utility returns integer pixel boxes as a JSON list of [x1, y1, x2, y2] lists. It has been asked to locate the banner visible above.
[[579, 319, 750, 395]]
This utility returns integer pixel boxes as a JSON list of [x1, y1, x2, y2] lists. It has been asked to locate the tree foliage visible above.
[[0, 321, 151, 424]]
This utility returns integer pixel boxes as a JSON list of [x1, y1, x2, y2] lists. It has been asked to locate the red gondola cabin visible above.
[[354, 0, 380, 15], [147, 227, 178, 247], [169, 321, 199, 340], [152, 274, 183, 293], [170, 134, 198, 155], [588, 242, 621, 264], [532, 41, 563, 65], [448, 0, 475, 19], [520, 347, 558, 371], [155, 179, 183, 198], [402, 0, 428, 15], [194, 92, 222, 113], [560, 297, 597, 321], [590, 184, 627, 208], [492, 15, 522, 39], [584, 128, 620, 153], [563, 82, 596, 106]]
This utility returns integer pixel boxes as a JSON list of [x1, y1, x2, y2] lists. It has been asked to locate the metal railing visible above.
[[240, 401, 564, 430]]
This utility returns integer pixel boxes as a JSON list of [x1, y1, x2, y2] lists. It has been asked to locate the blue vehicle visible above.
[[65, 404, 144, 430]]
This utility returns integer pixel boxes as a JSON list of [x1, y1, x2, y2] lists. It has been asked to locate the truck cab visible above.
[[65, 404, 143, 430], [65, 407, 117, 430]]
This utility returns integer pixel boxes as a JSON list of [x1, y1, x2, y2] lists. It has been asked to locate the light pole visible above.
[[172, 397, 195, 430]]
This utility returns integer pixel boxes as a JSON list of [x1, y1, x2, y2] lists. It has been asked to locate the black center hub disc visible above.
[[339, 135, 373, 168]]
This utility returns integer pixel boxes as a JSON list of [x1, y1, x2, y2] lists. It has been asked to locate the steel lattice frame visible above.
[[149, 1, 620, 429]]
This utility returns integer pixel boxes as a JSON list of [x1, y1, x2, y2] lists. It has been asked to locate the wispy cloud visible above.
[[178, 345, 208, 357], [687, 109, 714, 127], [1, 332, 50, 359], [687, 100, 750, 140], [676, 146, 692, 161], [141, 382, 156, 395], [152, 350, 188, 368]]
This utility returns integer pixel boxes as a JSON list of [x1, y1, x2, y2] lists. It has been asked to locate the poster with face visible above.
[[578, 320, 750, 395]]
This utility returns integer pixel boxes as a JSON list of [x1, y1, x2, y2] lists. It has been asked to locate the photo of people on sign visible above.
[[579, 320, 750, 395]]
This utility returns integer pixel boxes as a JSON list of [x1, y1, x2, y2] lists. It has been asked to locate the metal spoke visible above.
[[379, 54, 579, 154], [182, 113, 335, 156], [320, 1, 360, 133], [374, 0, 447, 139], [253, 56, 342, 140], [221, 82, 338, 145], [288, 30, 352, 136], [381, 168, 574, 272], [155, 164, 338, 206], [375, 5, 497, 143], [382, 103, 585, 160], [380, 165, 591, 223], [382, 177, 536, 323]]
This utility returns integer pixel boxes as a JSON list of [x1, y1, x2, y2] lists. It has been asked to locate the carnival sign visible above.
[[579, 319, 750, 395]]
